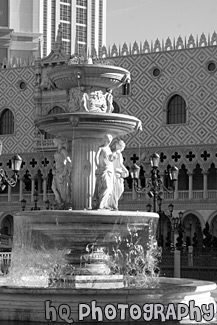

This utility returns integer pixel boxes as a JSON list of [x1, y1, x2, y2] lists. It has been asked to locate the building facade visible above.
[[0, 32, 217, 253], [0, 0, 106, 63], [0, 0, 42, 62]]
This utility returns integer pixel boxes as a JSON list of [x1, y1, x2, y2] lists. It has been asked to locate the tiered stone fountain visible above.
[[0, 50, 216, 323]]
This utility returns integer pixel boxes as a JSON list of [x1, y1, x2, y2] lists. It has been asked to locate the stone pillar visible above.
[[174, 249, 181, 278], [203, 172, 208, 199], [173, 231, 180, 277], [19, 178, 23, 201], [31, 178, 35, 202], [43, 178, 47, 202], [132, 180, 137, 200], [188, 173, 193, 199], [71, 137, 101, 210]]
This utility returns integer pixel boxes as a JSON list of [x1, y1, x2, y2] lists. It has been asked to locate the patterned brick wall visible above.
[[1, 43, 217, 172], [0, 67, 35, 154], [111, 46, 217, 150]]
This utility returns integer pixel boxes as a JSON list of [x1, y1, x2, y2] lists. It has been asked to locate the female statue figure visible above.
[[94, 134, 116, 209], [104, 89, 114, 113], [52, 137, 72, 209], [109, 139, 129, 210]]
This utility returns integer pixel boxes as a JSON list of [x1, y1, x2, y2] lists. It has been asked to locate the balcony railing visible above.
[[121, 189, 217, 203], [208, 190, 217, 199], [0, 190, 217, 207], [178, 191, 189, 200], [193, 190, 203, 199]]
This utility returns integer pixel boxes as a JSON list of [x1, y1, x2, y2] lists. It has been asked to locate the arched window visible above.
[[167, 95, 186, 124], [45, 106, 65, 139], [1, 215, 13, 236], [193, 164, 203, 190], [208, 163, 217, 190], [0, 109, 14, 134], [178, 164, 188, 190], [183, 214, 202, 248]]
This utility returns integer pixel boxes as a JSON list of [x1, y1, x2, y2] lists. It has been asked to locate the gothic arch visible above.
[[182, 210, 204, 229], [0, 108, 15, 135], [207, 211, 217, 226], [0, 213, 13, 237], [182, 211, 203, 247], [209, 214, 217, 237], [163, 92, 188, 125]]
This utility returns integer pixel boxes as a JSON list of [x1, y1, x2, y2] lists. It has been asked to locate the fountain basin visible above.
[[11, 210, 158, 272], [3, 210, 216, 323], [48, 64, 130, 90], [35, 112, 141, 140], [0, 277, 215, 323]]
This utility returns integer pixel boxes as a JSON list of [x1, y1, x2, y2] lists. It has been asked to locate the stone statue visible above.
[[109, 139, 129, 210], [94, 134, 116, 210], [104, 89, 114, 113], [68, 87, 85, 111], [80, 87, 107, 112], [52, 137, 72, 209], [68, 86, 115, 113]]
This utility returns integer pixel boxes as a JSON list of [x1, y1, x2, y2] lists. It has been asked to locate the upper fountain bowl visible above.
[[48, 64, 130, 90]]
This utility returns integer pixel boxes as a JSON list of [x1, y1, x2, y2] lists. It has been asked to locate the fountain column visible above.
[[72, 137, 101, 209], [36, 64, 141, 210]]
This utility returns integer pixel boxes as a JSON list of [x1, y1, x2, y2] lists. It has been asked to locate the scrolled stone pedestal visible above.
[[36, 112, 141, 209]]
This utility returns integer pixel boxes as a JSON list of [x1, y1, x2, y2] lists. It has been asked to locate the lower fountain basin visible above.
[[10, 210, 159, 285], [3, 210, 216, 324], [0, 277, 215, 324]]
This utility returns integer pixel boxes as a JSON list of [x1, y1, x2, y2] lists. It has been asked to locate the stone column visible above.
[[71, 137, 101, 210], [188, 172, 193, 199], [31, 178, 35, 202], [132, 180, 137, 200], [203, 172, 208, 199], [19, 178, 23, 201], [43, 178, 47, 202]]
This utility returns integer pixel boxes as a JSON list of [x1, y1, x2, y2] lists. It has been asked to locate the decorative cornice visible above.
[[1, 31, 217, 69]]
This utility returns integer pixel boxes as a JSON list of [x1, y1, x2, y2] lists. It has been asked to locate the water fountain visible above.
[[0, 31, 216, 324]]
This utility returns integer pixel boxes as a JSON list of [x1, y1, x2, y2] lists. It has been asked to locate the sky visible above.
[[106, 0, 217, 48]]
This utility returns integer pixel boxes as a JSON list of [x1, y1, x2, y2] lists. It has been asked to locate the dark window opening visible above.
[[167, 95, 186, 124], [122, 83, 131, 95], [0, 109, 14, 135]]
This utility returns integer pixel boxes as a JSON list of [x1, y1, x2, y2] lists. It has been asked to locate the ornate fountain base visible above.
[[0, 210, 215, 324], [0, 277, 215, 324]]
